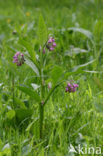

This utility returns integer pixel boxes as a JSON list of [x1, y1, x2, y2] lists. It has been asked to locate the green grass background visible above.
[[0, 0, 103, 155]]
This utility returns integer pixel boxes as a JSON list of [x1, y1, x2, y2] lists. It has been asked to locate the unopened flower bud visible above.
[[43, 48, 46, 54]]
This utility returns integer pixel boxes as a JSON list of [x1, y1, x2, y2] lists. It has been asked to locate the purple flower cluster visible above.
[[66, 83, 79, 93], [13, 52, 25, 66], [46, 37, 56, 51]]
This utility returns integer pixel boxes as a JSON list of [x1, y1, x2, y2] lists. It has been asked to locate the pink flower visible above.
[[65, 82, 79, 93], [52, 42, 56, 47], [48, 37, 53, 43], [46, 37, 56, 51], [49, 47, 54, 51], [13, 52, 25, 66]]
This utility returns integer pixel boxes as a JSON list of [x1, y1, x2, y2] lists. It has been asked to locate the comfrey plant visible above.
[[12, 15, 81, 139]]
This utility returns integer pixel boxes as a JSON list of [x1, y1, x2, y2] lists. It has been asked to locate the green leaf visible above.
[[94, 20, 103, 42], [64, 70, 84, 79], [51, 65, 63, 85], [44, 82, 61, 106], [68, 27, 93, 40], [15, 108, 33, 121], [14, 97, 26, 109], [22, 144, 32, 156], [95, 103, 103, 113], [25, 57, 40, 76], [83, 70, 99, 73], [18, 85, 40, 103], [26, 120, 35, 132], [38, 14, 47, 46], [38, 148, 44, 156], [2, 143, 11, 155], [6, 110, 15, 120], [26, 117, 38, 132], [31, 83, 40, 90], [71, 59, 95, 72], [64, 47, 89, 57], [0, 83, 3, 87], [64, 60, 96, 78], [94, 77, 103, 90], [19, 38, 36, 62], [94, 97, 103, 114]]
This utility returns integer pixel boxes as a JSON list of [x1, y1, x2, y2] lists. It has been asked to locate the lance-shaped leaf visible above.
[[26, 117, 39, 132], [64, 60, 96, 78], [18, 85, 40, 103], [19, 38, 36, 62], [73, 60, 96, 71], [25, 57, 40, 76], [71, 59, 96, 72], [83, 70, 100, 73], [64, 47, 89, 57], [68, 27, 93, 40], [38, 14, 47, 46]]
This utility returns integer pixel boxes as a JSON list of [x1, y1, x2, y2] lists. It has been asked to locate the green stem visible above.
[[12, 75, 15, 108], [39, 103, 44, 139], [39, 46, 44, 139]]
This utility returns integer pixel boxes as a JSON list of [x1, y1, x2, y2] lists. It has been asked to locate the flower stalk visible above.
[[39, 46, 44, 139], [39, 102, 44, 138]]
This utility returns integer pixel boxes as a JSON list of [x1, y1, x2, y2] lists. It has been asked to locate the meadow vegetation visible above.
[[0, 0, 103, 155]]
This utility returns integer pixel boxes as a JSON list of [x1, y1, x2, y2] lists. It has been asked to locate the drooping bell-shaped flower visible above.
[[46, 37, 56, 51], [65, 82, 79, 93], [13, 52, 25, 66]]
